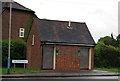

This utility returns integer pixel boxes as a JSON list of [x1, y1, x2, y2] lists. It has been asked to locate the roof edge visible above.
[[4, 7, 35, 13], [41, 41, 95, 47], [84, 23, 96, 44], [2, 2, 35, 13], [34, 18, 86, 24]]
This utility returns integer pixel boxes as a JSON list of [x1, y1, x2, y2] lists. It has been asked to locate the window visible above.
[[19, 28, 24, 37]]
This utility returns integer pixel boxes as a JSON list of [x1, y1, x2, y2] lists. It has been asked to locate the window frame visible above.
[[19, 28, 24, 37]]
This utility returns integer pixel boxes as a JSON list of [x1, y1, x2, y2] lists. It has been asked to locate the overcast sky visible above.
[[14, 0, 119, 42]]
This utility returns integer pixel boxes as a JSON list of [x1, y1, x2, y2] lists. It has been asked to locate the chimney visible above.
[[68, 20, 71, 27], [67, 20, 72, 29]]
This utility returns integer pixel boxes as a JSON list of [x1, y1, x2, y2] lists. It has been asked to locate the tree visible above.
[[111, 33, 114, 39], [94, 41, 120, 68], [116, 34, 120, 47], [98, 36, 117, 47]]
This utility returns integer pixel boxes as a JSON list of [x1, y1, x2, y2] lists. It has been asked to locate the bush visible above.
[[1, 40, 26, 67], [94, 42, 120, 68], [98, 36, 117, 47]]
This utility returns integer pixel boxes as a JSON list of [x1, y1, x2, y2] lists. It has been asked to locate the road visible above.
[[1, 76, 120, 81]]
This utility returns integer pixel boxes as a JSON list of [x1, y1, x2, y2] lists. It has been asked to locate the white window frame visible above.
[[19, 28, 24, 37]]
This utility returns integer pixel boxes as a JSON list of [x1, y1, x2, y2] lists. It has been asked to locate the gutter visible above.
[[41, 42, 95, 47]]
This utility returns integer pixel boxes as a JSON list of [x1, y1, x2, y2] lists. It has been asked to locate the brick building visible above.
[[2, 2, 36, 40], [27, 18, 95, 71], [2, 2, 95, 71]]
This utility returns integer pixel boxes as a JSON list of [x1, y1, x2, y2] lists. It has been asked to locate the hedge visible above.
[[94, 42, 120, 68], [1, 40, 26, 67]]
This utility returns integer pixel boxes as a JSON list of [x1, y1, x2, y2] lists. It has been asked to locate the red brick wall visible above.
[[55, 46, 81, 71], [56, 56, 80, 71], [55, 46, 94, 71], [26, 20, 42, 70], [2, 9, 34, 40]]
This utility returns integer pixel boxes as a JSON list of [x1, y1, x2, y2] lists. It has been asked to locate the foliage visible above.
[[24, 14, 38, 41], [94, 41, 120, 68], [1, 40, 26, 67], [116, 34, 120, 47], [98, 36, 117, 47]]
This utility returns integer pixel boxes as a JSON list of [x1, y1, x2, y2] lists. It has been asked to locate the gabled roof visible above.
[[34, 18, 95, 46], [2, 2, 34, 13]]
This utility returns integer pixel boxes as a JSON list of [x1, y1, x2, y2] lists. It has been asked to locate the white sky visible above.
[[14, 0, 119, 42]]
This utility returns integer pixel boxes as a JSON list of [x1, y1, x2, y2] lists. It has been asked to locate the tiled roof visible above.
[[34, 18, 95, 46], [2, 2, 34, 13]]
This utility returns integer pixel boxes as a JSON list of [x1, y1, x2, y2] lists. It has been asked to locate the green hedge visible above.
[[1, 40, 26, 67], [94, 42, 120, 68]]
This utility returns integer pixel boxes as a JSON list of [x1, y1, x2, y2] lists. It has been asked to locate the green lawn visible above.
[[1, 67, 120, 74], [1, 68, 45, 74], [95, 68, 120, 73]]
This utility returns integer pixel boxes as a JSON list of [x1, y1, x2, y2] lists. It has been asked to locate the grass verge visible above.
[[1, 68, 45, 74], [95, 68, 120, 73]]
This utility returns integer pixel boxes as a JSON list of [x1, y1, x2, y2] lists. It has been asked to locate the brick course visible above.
[[56, 56, 80, 71], [55, 45, 94, 71], [55, 45, 81, 71]]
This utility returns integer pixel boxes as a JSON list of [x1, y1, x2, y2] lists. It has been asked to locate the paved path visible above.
[[1, 70, 120, 78]]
